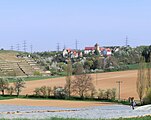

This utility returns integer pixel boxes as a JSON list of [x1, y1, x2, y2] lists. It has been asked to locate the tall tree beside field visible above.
[[72, 74, 94, 99], [146, 54, 151, 90], [14, 78, 25, 96], [137, 57, 146, 104], [64, 61, 72, 98], [0, 78, 9, 96]]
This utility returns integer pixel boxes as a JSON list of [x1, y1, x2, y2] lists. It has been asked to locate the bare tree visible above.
[[0, 78, 9, 96], [14, 77, 25, 96], [111, 88, 117, 100], [90, 85, 97, 99], [47, 86, 52, 97], [64, 61, 72, 98], [72, 74, 94, 99], [137, 57, 146, 104], [40, 86, 47, 97], [7, 86, 14, 96], [98, 89, 105, 99], [34, 87, 41, 96]]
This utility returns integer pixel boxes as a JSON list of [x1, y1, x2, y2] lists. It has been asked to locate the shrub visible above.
[[40, 86, 48, 97], [53, 87, 66, 99], [34, 88, 41, 96], [34, 71, 42, 76], [98, 89, 105, 99], [111, 88, 117, 100], [7, 86, 14, 96], [47, 86, 52, 97], [143, 88, 151, 104], [97, 88, 116, 100]]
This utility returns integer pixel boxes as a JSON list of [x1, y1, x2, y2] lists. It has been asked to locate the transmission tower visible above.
[[75, 39, 78, 50], [16, 44, 20, 51], [57, 43, 60, 52], [10, 45, 14, 50], [64, 44, 66, 50], [126, 36, 128, 47], [30, 44, 33, 53], [23, 40, 27, 52]]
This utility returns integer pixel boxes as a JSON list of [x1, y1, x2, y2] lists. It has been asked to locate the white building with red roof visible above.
[[84, 43, 111, 56]]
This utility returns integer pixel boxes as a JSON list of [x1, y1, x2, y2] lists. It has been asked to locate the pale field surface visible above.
[[0, 98, 113, 108], [19, 70, 138, 100]]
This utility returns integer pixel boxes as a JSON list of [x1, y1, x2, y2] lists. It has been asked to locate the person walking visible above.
[[130, 97, 136, 110]]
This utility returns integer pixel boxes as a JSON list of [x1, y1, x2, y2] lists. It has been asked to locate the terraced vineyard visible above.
[[0, 50, 45, 76]]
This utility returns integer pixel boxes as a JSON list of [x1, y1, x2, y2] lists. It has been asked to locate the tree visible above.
[[73, 62, 84, 75], [105, 89, 112, 99], [84, 60, 93, 72], [54, 86, 66, 99], [7, 86, 14, 96], [47, 86, 52, 97], [14, 77, 25, 96], [40, 86, 47, 97], [0, 78, 9, 96], [111, 88, 117, 100], [94, 49, 100, 56], [136, 57, 146, 104], [72, 74, 94, 99], [90, 85, 97, 99], [34, 87, 41, 96], [64, 61, 72, 98], [93, 57, 101, 69], [142, 45, 151, 62], [146, 54, 151, 90]]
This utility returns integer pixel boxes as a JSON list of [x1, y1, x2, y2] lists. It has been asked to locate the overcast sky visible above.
[[0, 0, 151, 52]]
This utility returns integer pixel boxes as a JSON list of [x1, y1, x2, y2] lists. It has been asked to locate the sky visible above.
[[0, 0, 151, 52]]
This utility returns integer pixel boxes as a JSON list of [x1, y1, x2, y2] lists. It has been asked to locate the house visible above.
[[84, 43, 111, 56], [62, 49, 83, 58]]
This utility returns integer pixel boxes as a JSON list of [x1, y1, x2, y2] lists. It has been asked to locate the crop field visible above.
[[1, 70, 138, 108], [20, 70, 138, 100]]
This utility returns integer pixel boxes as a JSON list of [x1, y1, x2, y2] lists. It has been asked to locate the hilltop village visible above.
[[0, 44, 150, 77]]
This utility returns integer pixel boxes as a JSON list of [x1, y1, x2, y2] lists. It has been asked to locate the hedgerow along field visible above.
[[15, 69, 138, 100]]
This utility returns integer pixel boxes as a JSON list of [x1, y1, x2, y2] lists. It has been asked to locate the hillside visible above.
[[0, 50, 45, 76]]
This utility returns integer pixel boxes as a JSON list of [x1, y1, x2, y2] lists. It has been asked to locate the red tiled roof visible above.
[[85, 47, 95, 50]]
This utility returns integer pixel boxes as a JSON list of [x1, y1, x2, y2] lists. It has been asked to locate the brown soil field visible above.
[[20, 70, 138, 100], [0, 98, 113, 108]]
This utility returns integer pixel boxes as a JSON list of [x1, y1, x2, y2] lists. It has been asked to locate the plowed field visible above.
[[20, 70, 138, 100]]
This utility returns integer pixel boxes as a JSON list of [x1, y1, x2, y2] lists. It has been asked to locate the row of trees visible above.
[[33, 85, 117, 100], [0, 77, 25, 96]]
